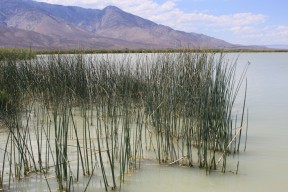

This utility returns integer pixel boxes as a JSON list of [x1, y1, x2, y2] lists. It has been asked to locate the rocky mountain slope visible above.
[[0, 0, 237, 49]]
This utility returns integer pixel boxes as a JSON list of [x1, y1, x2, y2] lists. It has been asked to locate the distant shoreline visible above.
[[1, 48, 288, 60], [34, 48, 288, 55]]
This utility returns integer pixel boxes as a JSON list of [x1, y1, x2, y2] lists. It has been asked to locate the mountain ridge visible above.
[[0, 0, 253, 50]]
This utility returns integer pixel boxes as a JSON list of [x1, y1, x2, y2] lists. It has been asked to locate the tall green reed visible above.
[[0, 51, 248, 190]]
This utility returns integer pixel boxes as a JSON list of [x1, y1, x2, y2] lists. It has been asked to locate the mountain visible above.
[[266, 45, 288, 49], [0, 0, 237, 49]]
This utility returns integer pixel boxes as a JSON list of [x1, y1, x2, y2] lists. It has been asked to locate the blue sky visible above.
[[34, 0, 288, 46]]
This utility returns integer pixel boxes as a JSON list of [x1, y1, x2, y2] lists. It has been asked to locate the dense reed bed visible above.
[[35, 48, 288, 55], [0, 52, 248, 191], [0, 48, 36, 61]]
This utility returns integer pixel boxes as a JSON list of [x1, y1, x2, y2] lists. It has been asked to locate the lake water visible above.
[[120, 52, 288, 192], [1, 52, 288, 192]]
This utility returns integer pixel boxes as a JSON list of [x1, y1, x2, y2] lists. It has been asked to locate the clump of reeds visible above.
[[0, 90, 12, 115], [0, 51, 248, 191], [0, 48, 36, 61]]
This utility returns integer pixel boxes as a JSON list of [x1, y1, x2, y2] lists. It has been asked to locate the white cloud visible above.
[[275, 26, 288, 36], [34, 0, 287, 45], [34, 0, 265, 28], [231, 26, 257, 34], [229, 25, 288, 45]]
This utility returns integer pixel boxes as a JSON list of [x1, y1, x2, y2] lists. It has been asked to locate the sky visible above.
[[33, 0, 288, 46]]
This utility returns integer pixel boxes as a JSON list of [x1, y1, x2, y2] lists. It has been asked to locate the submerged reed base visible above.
[[0, 51, 248, 191]]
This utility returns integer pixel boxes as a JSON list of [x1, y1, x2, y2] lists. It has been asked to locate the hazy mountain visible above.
[[0, 0, 239, 49], [266, 45, 288, 49]]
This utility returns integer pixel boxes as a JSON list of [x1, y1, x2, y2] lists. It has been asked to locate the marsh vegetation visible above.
[[0, 48, 36, 61], [0, 52, 248, 191]]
